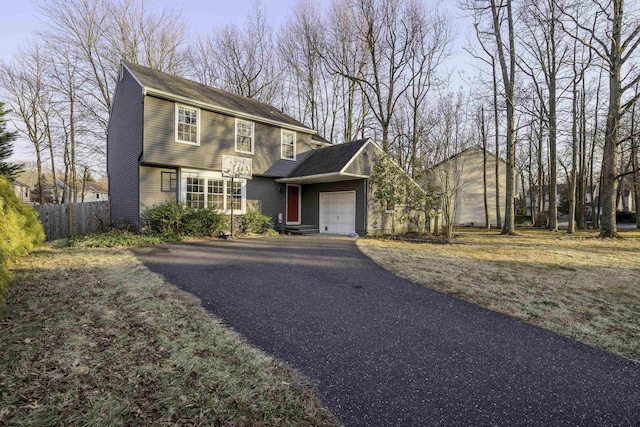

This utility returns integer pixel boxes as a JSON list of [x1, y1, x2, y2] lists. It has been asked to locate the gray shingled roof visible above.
[[123, 61, 313, 131], [262, 151, 313, 178], [288, 138, 369, 177]]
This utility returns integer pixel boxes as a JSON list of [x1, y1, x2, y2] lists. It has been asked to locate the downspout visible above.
[[363, 178, 368, 236], [137, 151, 143, 229]]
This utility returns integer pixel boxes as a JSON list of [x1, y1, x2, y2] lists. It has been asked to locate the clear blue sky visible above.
[[1, 0, 471, 162]]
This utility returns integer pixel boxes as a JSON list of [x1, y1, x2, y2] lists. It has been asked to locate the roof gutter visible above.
[[276, 171, 367, 184]]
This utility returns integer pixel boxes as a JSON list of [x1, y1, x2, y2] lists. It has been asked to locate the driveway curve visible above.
[[134, 236, 640, 426]]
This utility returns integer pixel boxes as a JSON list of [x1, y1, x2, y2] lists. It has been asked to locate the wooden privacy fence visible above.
[[35, 201, 110, 241]]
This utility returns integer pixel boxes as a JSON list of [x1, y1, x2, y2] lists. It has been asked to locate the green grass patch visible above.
[[0, 247, 338, 426]]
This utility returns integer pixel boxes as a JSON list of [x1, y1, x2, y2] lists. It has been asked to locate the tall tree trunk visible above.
[[599, 1, 624, 237], [528, 123, 536, 224], [633, 136, 640, 227], [481, 106, 490, 228], [489, 0, 516, 235], [600, 67, 621, 237], [589, 69, 603, 228], [492, 58, 502, 229], [568, 78, 579, 233], [44, 111, 58, 203], [548, 80, 558, 231], [577, 86, 588, 229], [537, 113, 545, 225]]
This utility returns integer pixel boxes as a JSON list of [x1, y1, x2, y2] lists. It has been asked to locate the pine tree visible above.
[[0, 102, 21, 180]]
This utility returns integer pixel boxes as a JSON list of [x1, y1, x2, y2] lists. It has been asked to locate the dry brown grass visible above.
[[0, 246, 338, 426], [357, 228, 640, 361]]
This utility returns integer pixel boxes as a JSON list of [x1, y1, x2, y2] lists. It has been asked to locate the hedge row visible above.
[[0, 176, 44, 301], [142, 201, 275, 237]]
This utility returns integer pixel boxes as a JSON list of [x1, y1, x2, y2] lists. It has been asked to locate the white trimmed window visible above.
[[207, 179, 225, 210], [181, 170, 246, 214], [227, 179, 242, 211], [235, 118, 254, 154], [185, 176, 205, 208], [176, 104, 200, 145], [281, 129, 296, 160]]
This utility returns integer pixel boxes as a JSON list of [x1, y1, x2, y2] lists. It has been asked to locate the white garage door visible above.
[[319, 191, 356, 235]]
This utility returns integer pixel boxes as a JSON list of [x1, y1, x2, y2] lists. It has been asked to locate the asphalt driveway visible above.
[[134, 236, 640, 426]]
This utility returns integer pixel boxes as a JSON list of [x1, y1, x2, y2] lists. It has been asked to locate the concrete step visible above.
[[285, 225, 319, 235]]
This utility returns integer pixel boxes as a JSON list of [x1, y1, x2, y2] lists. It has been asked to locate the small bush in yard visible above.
[[0, 176, 44, 301], [143, 201, 228, 237], [183, 207, 229, 236], [244, 211, 274, 234]]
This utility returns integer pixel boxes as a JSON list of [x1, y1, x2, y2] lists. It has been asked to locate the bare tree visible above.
[[192, 2, 282, 104], [487, 0, 518, 234], [279, 0, 340, 140], [561, 0, 640, 237], [0, 44, 49, 204], [518, 0, 569, 232], [429, 90, 472, 242], [322, 0, 421, 151], [479, 105, 491, 228]]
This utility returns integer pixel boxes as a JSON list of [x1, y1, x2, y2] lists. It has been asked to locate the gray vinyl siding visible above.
[[344, 143, 376, 176], [139, 166, 178, 219], [246, 177, 286, 223], [142, 96, 314, 175], [107, 68, 143, 228], [301, 180, 366, 235]]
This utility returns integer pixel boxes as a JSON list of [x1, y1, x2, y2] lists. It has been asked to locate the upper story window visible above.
[[235, 118, 254, 154], [176, 104, 200, 145], [281, 129, 296, 160]]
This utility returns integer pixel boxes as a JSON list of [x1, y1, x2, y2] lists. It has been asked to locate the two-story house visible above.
[[107, 61, 425, 235]]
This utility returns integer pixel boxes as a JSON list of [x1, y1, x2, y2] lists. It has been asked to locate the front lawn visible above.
[[0, 246, 337, 426], [357, 228, 640, 361]]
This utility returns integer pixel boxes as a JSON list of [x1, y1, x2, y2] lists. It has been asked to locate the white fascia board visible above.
[[275, 172, 344, 184], [121, 62, 145, 89]]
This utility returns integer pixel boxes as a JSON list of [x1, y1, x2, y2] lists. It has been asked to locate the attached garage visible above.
[[319, 191, 356, 235]]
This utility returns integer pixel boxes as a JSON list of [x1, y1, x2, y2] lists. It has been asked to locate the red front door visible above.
[[287, 185, 300, 223]]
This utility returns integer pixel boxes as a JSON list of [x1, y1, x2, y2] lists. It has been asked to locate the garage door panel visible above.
[[319, 191, 356, 235]]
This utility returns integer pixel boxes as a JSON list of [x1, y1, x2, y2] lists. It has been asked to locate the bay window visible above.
[[181, 170, 246, 213]]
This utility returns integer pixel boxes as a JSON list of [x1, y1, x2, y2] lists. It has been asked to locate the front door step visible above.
[[285, 225, 319, 235]]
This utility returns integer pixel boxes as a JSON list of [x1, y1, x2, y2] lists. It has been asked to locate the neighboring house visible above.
[[11, 180, 30, 203], [429, 145, 520, 227], [55, 179, 110, 203], [79, 182, 109, 202], [107, 61, 423, 235], [617, 183, 636, 213], [525, 184, 599, 216]]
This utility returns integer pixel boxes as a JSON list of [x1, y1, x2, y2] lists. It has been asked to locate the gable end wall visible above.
[[107, 68, 143, 228]]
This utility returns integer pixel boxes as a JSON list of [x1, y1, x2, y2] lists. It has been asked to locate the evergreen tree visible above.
[[0, 102, 21, 180]]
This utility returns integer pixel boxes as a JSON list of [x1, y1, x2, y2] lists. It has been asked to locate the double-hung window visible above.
[[207, 179, 225, 210], [281, 129, 296, 160], [185, 176, 205, 208], [176, 104, 199, 145], [227, 180, 242, 211], [235, 118, 254, 154]]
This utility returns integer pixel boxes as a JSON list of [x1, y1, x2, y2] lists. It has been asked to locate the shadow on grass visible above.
[[0, 248, 338, 427]]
